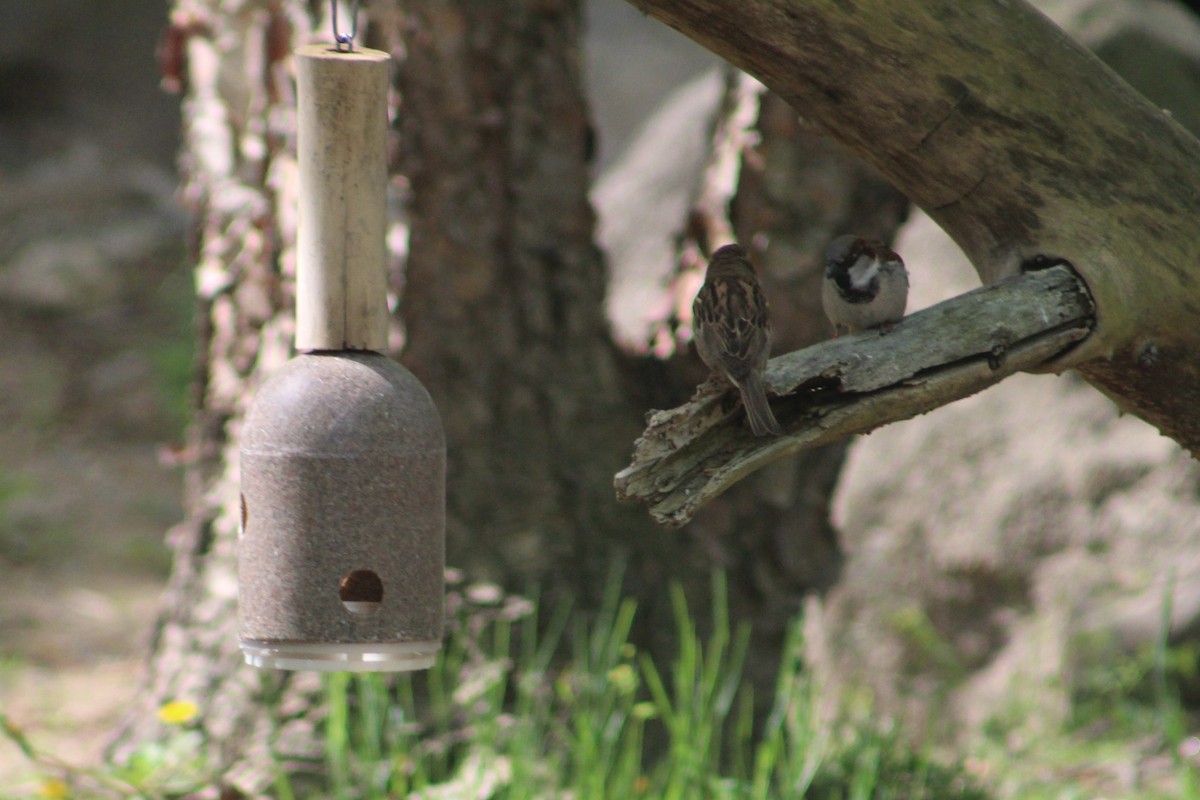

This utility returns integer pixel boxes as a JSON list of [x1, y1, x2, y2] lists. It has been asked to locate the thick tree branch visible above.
[[615, 266, 1093, 526], [624, 0, 1200, 456]]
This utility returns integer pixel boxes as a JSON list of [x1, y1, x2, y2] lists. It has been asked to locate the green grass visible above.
[[0, 712, 208, 799], [0, 572, 990, 799], [966, 571, 1200, 799], [281, 572, 988, 800], [7, 571, 1200, 799]]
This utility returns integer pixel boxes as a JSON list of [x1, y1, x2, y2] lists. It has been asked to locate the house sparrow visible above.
[[692, 244, 782, 437], [822, 235, 909, 336]]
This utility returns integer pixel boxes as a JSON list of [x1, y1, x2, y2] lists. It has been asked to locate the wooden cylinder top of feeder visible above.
[[294, 43, 391, 352]]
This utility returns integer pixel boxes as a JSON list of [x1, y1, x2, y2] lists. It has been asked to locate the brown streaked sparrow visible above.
[[692, 243, 782, 437], [822, 235, 909, 337]]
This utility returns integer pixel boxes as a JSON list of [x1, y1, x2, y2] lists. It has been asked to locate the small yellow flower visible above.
[[633, 775, 650, 793], [632, 701, 657, 720], [157, 700, 199, 725], [38, 778, 69, 799], [606, 663, 637, 694]]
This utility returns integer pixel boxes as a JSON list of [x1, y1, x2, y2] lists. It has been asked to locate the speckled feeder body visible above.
[[239, 352, 445, 671]]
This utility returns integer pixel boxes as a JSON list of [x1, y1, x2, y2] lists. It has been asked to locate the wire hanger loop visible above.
[[331, 0, 360, 51]]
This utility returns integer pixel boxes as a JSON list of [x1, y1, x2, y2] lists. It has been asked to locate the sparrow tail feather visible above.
[[738, 373, 782, 437]]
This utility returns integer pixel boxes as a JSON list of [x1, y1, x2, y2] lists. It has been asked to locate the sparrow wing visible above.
[[696, 274, 770, 382]]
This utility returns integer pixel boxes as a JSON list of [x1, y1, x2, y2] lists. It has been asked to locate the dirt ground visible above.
[[0, 575, 163, 767], [0, 571, 165, 788], [0, 440, 179, 789]]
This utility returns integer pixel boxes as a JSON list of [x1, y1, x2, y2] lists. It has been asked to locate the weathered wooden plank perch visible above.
[[614, 264, 1094, 526]]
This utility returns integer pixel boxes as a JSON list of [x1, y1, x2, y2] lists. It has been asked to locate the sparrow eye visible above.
[[1022, 254, 1070, 272]]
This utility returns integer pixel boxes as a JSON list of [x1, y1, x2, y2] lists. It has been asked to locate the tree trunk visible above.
[[107, 1, 320, 786], [393, 0, 648, 597], [386, 0, 862, 693], [626, 0, 1200, 456]]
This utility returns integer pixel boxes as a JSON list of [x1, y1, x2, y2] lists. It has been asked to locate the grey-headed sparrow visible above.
[[692, 244, 782, 437], [822, 235, 909, 336]]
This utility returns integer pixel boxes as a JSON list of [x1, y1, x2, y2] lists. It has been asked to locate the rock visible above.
[[0, 215, 178, 313], [1040, 0, 1200, 136], [585, 0, 719, 171], [592, 68, 724, 348], [804, 211, 1200, 740], [1, 239, 117, 312], [799, 0, 1200, 742]]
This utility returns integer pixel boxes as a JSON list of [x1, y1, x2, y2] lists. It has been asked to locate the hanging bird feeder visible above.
[[238, 6, 445, 672]]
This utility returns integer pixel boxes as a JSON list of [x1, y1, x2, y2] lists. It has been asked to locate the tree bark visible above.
[[107, 2, 323, 790], [626, 0, 1200, 456], [393, 0, 645, 596], [387, 0, 852, 689]]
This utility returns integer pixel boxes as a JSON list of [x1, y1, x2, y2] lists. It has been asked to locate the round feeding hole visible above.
[[339, 569, 383, 616]]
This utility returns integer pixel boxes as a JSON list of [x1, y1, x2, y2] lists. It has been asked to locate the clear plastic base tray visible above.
[[240, 640, 439, 672]]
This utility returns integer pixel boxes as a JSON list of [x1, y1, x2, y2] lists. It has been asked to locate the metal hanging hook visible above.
[[331, 0, 360, 51]]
